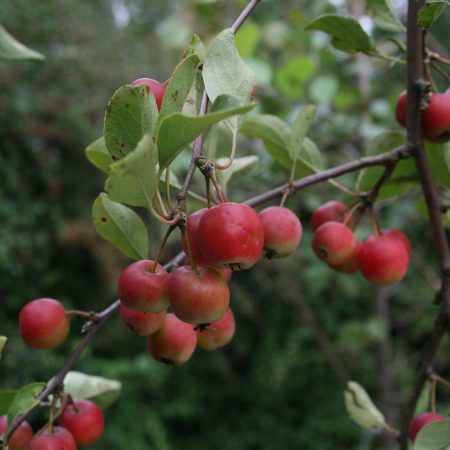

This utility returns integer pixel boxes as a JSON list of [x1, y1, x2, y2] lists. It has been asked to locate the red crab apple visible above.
[[117, 259, 169, 313], [396, 90, 450, 142], [358, 234, 409, 284], [131, 78, 165, 111], [19, 298, 70, 350], [0, 415, 33, 449], [258, 206, 302, 258], [168, 266, 230, 324], [147, 313, 197, 366], [181, 208, 208, 266], [25, 435, 66, 450], [409, 412, 445, 442], [119, 303, 166, 336], [59, 399, 104, 447], [42, 427, 77, 450], [197, 307, 236, 351], [312, 222, 359, 267], [311, 200, 355, 231], [198, 202, 264, 270], [331, 240, 361, 274], [382, 228, 411, 258]]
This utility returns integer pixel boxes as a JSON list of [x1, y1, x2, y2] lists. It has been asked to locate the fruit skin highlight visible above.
[[259, 206, 302, 258], [409, 412, 445, 442], [131, 78, 165, 110], [198, 202, 264, 270], [197, 308, 236, 351], [168, 266, 230, 325], [147, 313, 197, 366], [19, 298, 70, 350]]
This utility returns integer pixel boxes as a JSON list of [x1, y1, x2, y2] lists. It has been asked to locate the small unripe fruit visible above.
[[311, 201, 355, 231], [0, 415, 33, 449], [359, 235, 409, 284], [259, 206, 302, 258], [42, 426, 77, 450], [197, 308, 236, 351], [312, 222, 358, 267], [59, 399, 105, 447], [181, 208, 208, 266], [198, 202, 264, 270], [168, 266, 230, 324], [409, 412, 445, 442], [396, 90, 450, 142], [19, 298, 70, 350], [117, 260, 169, 313], [131, 78, 165, 111], [147, 313, 197, 366], [119, 304, 166, 336]]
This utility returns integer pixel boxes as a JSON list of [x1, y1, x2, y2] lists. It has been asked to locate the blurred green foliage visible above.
[[1, 1, 450, 449]]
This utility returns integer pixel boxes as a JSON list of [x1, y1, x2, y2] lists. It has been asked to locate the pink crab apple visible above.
[[42, 426, 77, 450], [117, 259, 169, 313], [181, 208, 208, 266], [25, 435, 66, 450], [147, 313, 197, 366], [59, 399, 104, 447], [131, 78, 165, 111], [358, 234, 409, 284], [119, 303, 166, 336], [258, 206, 302, 258], [198, 202, 264, 270], [331, 240, 361, 274], [19, 298, 70, 350], [396, 90, 450, 142], [382, 228, 411, 258], [0, 415, 33, 449], [168, 266, 230, 324], [312, 222, 359, 267], [409, 412, 445, 442], [197, 307, 236, 351], [311, 201, 355, 231]]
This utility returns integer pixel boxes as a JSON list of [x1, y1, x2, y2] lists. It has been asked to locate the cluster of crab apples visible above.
[[0, 399, 104, 449]]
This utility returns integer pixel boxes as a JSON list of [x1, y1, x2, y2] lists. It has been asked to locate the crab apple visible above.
[[42, 427, 77, 450], [359, 235, 409, 284], [181, 208, 208, 266], [382, 228, 411, 258], [197, 307, 236, 351], [216, 267, 233, 282], [258, 206, 302, 258], [311, 201, 355, 231], [0, 415, 33, 449], [396, 90, 450, 142], [168, 266, 230, 324], [409, 412, 445, 442], [312, 222, 359, 267], [131, 78, 165, 111], [59, 400, 104, 447], [119, 303, 166, 336], [331, 241, 361, 274], [19, 298, 70, 350], [117, 259, 169, 313], [147, 313, 197, 366], [198, 202, 264, 270], [25, 435, 65, 450]]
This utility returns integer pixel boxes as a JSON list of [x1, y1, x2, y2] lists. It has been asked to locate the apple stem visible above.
[[152, 224, 178, 273], [65, 310, 99, 322], [328, 179, 359, 197], [180, 226, 197, 271], [165, 168, 174, 212], [424, 55, 439, 93], [370, 207, 382, 236], [430, 61, 450, 84], [343, 201, 361, 228], [430, 377, 437, 413], [210, 175, 227, 203], [214, 131, 238, 171]]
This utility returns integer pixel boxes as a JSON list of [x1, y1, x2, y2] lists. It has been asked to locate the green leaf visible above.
[[0, 23, 45, 61], [344, 381, 386, 429], [418, 1, 450, 29], [183, 34, 206, 60], [366, 0, 406, 32], [305, 14, 375, 54], [92, 193, 148, 260], [104, 85, 159, 161], [158, 53, 201, 121], [106, 135, 158, 209], [235, 21, 261, 57], [63, 371, 122, 409], [0, 336, 7, 361], [275, 56, 315, 97], [0, 391, 16, 415], [216, 155, 259, 191], [157, 95, 256, 171], [414, 418, 450, 450], [288, 105, 317, 161], [203, 28, 257, 104], [426, 141, 450, 188], [85, 137, 112, 174], [7, 383, 45, 424]]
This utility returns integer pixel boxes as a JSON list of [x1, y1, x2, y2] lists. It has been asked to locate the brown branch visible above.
[[398, 1, 450, 448]]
